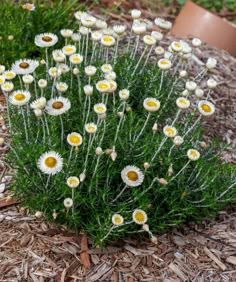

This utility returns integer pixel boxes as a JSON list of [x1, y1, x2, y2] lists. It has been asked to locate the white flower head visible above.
[[119, 89, 129, 101], [69, 53, 83, 65], [155, 46, 165, 56], [67, 132, 83, 147], [9, 90, 31, 106], [64, 198, 73, 208], [195, 88, 204, 98], [171, 41, 182, 52], [85, 65, 97, 76], [154, 18, 172, 30], [105, 71, 116, 81], [121, 165, 144, 187], [46, 97, 71, 116], [101, 36, 115, 47], [81, 14, 96, 28], [48, 67, 61, 78], [173, 135, 184, 146], [113, 25, 126, 35], [206, 57, 217, 69], [176, 97, 190, 110], [112, 214, 124, 226], [131, 9, 141, 19], [71, 33, 81, 42], [192, 38, 202, 47], [38, 79, 47, 89], [207, 78, 217, 89], [3, 70, 16, 80], [96, 80, 111, 93], [198, 100, 215, 116], [143, 35, 156, 46], [94, 103, 107, 115], [22, 3, 35, 11], [38, 151, 63, 175], [12, 59, 39, 75], [56, 82, 68, 93], [52, 50, 66, 63], [85, 122, 97, 134], [74, 11, 87, 21], [163, 125, 177, 138], [1, 82, 14, 92], [132, 209, 147, 225], [101, 64, 113, 73], [132, 23, 146, 35], [30, 97, 46, 110], [187, 149, 200, 161], [185, 81, 197, 91], [91, 31, 103, 42], [60, 29, 73, 38], [67, 176, 80, 188], [22, 74, 34, 84], [79, 26, 89, 35], [95, 19, 107, 30], [0, 65, 6, 74], [62, 45, 76, 56], [35, 33, 58, 48], [84, 85, 93, 96], [143, 98, 160, 112], [151, 31, 163, 41], [58, 64, 70, 75], [179, 70, 188, 78], [0, 75, 5, 85], [158, 58, 172, 70]]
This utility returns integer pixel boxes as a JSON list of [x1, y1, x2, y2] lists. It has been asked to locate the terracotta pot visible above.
[[170, 0, 236, 57]]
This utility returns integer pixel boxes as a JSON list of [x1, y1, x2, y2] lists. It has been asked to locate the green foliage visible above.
[[0, 0, 82, 67]]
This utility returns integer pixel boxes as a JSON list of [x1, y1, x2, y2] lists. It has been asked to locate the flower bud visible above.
[[117, 112, 124, 118], [111, 151, 117, 161], [144, 162, 150, 170], [142, 224, 150, 232], [168, 165, 173, 176], [35, 211, 43, 218], [151, 236, 158, 244], [73, 68, 79, 75], [158, 178, 168, 185], [34, 109, 43, 117], [0, 137, 4, 146], [79, 173, 86, 182], [95, 147, 103, 156], [152, 123, 158, 132]]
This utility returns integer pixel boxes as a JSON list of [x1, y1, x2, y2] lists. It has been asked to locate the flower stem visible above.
[[134, 112, 151, 143], [21, 107, 29, 143], [112, 185, 128, 203], [60, 115, 64, 147]]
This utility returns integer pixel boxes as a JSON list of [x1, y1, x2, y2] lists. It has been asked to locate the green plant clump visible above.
[[1, 10, 236, 245]]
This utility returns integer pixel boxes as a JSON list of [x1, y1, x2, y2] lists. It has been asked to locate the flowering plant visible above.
[[2, 9, 236, 245]]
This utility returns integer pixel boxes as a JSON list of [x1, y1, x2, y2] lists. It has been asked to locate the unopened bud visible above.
[[200, 141, 208, 149], [34, 109, 43, 117], [111, 151, 117, 161], [53, 211, 58, 219], [0, 137, 4, 146], [152, 122, 158, 132], [95, 147, 103, 156], [73, 68, 79, 75], [151, 236, 158, 244], [142, 224, 150, 232], [158, 178, 168, 185], [35, 211, 43, 218], [106, 148, 113, 154], [40, 59, 46, 65], [117, 111, 124, 118], [126, 106, 132, 112], [144, 162, 150, 170], [168, 165, 173, 176], [79, 173, 86, 182]]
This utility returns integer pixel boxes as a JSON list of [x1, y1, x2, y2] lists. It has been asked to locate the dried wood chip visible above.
[[203, 247, 227, 271], [0, 198, 18, 208], [226, 256, 236, 266], [80, 233, 91, 269], [168, 262, 187, 281]]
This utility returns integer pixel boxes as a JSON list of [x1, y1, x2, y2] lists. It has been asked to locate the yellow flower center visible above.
[[201, 104, 211, 112], [161, 60, 169, 65], [114, 216, 122, 224], [190, 150, 198, 157], [0, 78, 4, 83], [6, 73, 14, 78], [15, 93, 25, 101], [179, 99, 188, 105], [88, 126, 95, 131], [127, 171, 138, 181], [166, 128, 175, 135], [73, 57, 81, 63], [103, 37, 113, 43], [19, 62, 29, 69], [44, 157, 57, 168], [98, 83, 109, 89], [42, 36, 53, 42], [68, 178, 78, 186], [96, 106, 105, 113], [174, 42, 181, 48], [52, 101, 63, 109], [23, 4, 34, 10], [135, 212, 145, 222], [147, 101, 157, 107], [65, 47, 74, 52], [69, 135, 81, 144]]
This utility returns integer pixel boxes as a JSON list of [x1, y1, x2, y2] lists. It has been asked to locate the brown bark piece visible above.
[[80, 233, 91, 269]]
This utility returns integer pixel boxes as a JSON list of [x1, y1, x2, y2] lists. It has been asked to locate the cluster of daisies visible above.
[[1, 9, 221, 243]]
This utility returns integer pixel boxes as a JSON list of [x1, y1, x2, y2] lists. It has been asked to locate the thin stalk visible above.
[[105, 47, 109, 64], [44, 113, 51, 145], [113, 103, 126, 145], [134, 112, 151, 143], [4, 92, 12, 132], [131, 46, 148, 78], [84, 30, 90, 65], [183, 115, 202, 138], [131, 35, 140, 59], [151, 136, 168, 163], [112, 185, 128, 203], [68, 146, 74, 164], [113, 37, 120, 65], [45, 175, 51, 190], [90, 42, 97, 64], [139, 45, 154, 74], [59, 115, 64, 147], [45, 48, 49, 79], [169, 160, 191, 183], [21, 107, 29, 143]]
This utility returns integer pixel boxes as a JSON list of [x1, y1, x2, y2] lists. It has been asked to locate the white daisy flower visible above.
[[52, 50, 66, 63], [46, 97, 71, 116], [158, 59, 172, 70], [132, 23, 146, 35], [69, 53, 83, 65], [143, 35, 156, 46], [101, 36, 115, 47], [38, 79, 47, 89], [74, 11, 87, 21], [207, 78, 217, 89], [96, 80, 111, 93], [0, 65, 6, 74], [79, 26, 89, 35], [121, 165, 144, 187], [48, 67, 61, 78], [179, 70, 188, 78], [154, 18, 172, 30], [132, 209, 147, 225], [67, 132, 83, 147], [67, 176, 80, 188], [85, 123, 97, 134], [143, 98, 160, 112], [71, 33, 81, 42], [91, 31, 103, 42], [58, 64, 70, 75], [9, 90, 31, 106], [155, 46, 165, 56], [131, 9, 141, 19], [101, 64, 113, 73], [84, 85, 93, 96], [206, 57, 217, 69], [192, 38, 201, 47], [95, 19, 107, 29], [151, 31, 163, 41], [81, 14, 96, 28], [176, 97, 190, 110], [60, 29, 73, 38], [56, 82, 68, 93], [163, 126, 177, 138], [171, 41, 182, 52], [173, 135, 184, 146], [119, 89, 129, 101], [94, 103, 107, 115], [195, 88, 204, 98], [185, 81, 197, 91], [108, 80, 117, 93], [1, 82, 14, 92], [105, 71, 116, 81], [113, 25, 126, 35], [37, 151, 63, 175], [64, 198, 73, 208], [187, 149, 200, 161], [12, 59, 39, 75], [164, 51, 173, 60], [3, 70, 16, 80], [30, 97, 46, 110], [22, 3, 35, 11], [112, 214, 124, 226], [62, 45, 76, 56], [22, 74, 34, 84], [35, 33, 58, 48], [198, 100, 215, 116], [182, 89, 189, 97], [85, 65, 97, 76], [73, 68, 79, 75], [0, 75, 5, 85]]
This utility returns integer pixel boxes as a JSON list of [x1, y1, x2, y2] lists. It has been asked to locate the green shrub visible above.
[[1, 11, 236, 245]]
